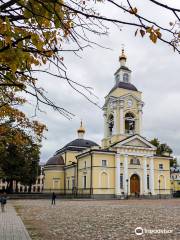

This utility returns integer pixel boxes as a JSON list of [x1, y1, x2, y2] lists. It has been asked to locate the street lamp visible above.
[[126, 179, 129, 199], [158, 179, 161, 199]]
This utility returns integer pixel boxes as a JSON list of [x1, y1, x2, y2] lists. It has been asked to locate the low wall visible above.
[[7, 193, 173, 200]]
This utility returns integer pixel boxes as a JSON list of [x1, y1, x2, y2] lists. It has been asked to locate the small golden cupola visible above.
[[77, 121, 85, 139], [119, 48, 127, 66]]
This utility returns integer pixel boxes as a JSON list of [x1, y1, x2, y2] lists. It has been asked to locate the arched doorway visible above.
[[130, 174, 140, 194]]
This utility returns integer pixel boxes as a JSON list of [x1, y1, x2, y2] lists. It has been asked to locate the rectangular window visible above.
[[102, 160, 107, 167], [159, 164, 163, 170], [67, 179, 70, 190], [83, 176, 86, 189], [120, 174, 123, 189], [72, 179, 75, 189], [147, 175, 150, 189], [84, 161, 86, 169]]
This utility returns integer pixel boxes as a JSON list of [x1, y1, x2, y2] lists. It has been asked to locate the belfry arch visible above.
[[108, 114, 114, 136], [125, 112, 135, 134]]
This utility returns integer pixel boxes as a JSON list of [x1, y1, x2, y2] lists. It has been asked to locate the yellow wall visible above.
[[44, 146, 171, 196], [171, 180, 180, 191], [77, 154, 91, 193], [92, 153, 115, 195], [44, 167, 64, 191], [65, 151, 78, 165], [65, 165, 76, 193], [154, 158, 171, 194], [107, 88, 142, 99]]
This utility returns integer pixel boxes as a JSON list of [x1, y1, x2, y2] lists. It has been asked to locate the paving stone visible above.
[[12, 199, 180, 240], [0, 203, 31, 240]]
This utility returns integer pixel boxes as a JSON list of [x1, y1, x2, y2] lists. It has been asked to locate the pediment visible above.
[[124, 138, 151, 148], [112, 135, 157, 150]]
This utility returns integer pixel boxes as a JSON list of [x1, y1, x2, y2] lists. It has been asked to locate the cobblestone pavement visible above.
[[12, 199, 180, 240], [0, 203, 31, 240]]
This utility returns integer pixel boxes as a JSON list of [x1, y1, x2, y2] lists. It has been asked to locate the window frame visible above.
[[120, 174, 123, 189], [123, 73, 129, 83], [102, 160, 107, 167], [147, 175, 150, 189], [130, 158, 140, 165], [159, 164, 163, 170], [83, 175, 86, 189]]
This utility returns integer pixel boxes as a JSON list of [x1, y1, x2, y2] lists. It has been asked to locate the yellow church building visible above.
[[44, 50, 171, 198]]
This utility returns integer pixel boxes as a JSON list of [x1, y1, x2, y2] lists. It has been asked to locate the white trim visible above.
[[117, 151, 154, 157], [115, 153, 121, 195], [143, 157, 148, 194], [150, 158, 155, 195], [123, 155, 128, 194]]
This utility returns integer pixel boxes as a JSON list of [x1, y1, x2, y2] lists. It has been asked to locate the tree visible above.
[[170, 157, 177, 167], [0, 1, 180, 119], [150, 138, 173, 157], [0, 127, 41, 192]]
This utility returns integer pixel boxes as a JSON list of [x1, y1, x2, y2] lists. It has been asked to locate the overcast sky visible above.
[[26, 1, 180, 164]]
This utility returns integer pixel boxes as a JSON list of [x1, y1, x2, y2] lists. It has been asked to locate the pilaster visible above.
[[103, 112, 108, 138], [115, 153, 121, 195], [123, 154, 128, 194], [143, 156, 148, 194], [120, 100, 124, 135], [150, 157, 155, 195]]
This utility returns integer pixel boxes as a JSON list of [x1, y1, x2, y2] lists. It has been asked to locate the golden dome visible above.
[[119, 48, 127, 61], [77, 121, 85, 133]]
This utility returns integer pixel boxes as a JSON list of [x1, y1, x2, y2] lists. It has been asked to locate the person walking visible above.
[[0, 192, 7, 212], [51, 192, 56, 206]]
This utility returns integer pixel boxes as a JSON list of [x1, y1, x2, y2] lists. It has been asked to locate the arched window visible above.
[[101, 172, 108, 188], [123, 73, 129, 83], [125, 112, 135, 134], [108, 114, 114, 136], [147, 175, 150, 189], [159, 175, 165, 190], [130, 158, 140, 165]]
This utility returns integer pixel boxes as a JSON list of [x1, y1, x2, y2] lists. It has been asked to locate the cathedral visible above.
[[44, 50, 171, 198]]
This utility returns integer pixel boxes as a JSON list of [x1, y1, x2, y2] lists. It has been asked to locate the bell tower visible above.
[[102, 49, 144, 148]]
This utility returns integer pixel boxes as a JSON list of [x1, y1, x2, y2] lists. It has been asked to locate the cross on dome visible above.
[[77, 121, 85, 139], [119, 47, 127, 65]]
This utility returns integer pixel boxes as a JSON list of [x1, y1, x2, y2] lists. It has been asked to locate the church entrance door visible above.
[[130, 174, 140, 194]]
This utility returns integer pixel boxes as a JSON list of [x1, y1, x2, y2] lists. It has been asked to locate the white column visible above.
[[113, 107, 117, 135], [143, 157, 148, 194], [123, 155, 128, 194], [116, 104, 120, 134], [120, 107, 123, 134], [150, 157, 155, 195], [103, 113, 108, 138], [138, 104, 143, 135], [115, 153, 121, 195]]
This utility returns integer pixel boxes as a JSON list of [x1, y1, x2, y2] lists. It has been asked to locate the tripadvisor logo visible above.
[[135, 227, 173, 235], [135, 227, 143, 236]]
